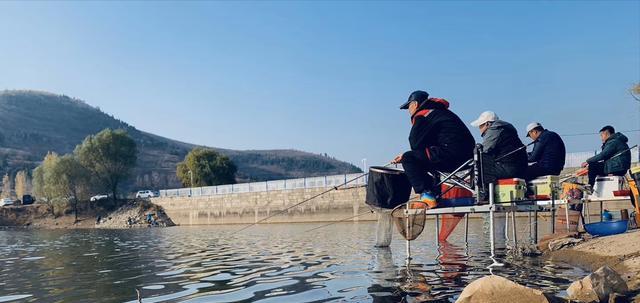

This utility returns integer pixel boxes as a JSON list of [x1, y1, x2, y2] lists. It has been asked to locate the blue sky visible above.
[[0, 1, 638, 168]]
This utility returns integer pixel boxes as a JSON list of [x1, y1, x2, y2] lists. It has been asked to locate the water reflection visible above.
[[0, 219, 585, 303], [436, 242, 468, 283]]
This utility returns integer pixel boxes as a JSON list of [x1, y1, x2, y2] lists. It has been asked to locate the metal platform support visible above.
[[528, 211, 533, 244], [404, 202, 411, 268], [533, 208, 538, 243], [511, 206, 518, 250], [464, 214, 469, 243], [489, 183, 496, 257], [551, 192, 556, 234], [435, 214, 440, 243], [565, 203, 570, 231], [504, 211, 510, 242]]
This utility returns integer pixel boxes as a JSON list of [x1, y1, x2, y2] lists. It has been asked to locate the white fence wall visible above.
[[159, 173, 367, 198], [564, 151, 597, 168], [564, 149, 639, 168], [159, 150, 639, 198]]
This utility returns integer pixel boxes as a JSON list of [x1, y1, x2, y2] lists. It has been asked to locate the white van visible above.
[[135, 190, 156, 199], [0, 198, 14, 206]]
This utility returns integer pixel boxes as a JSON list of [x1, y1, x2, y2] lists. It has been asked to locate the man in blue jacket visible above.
[[582, 125, 632, 187], [525, 122, 566, 180]]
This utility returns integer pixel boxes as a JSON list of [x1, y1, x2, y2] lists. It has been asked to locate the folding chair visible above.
[[431, 144, 487, 204]]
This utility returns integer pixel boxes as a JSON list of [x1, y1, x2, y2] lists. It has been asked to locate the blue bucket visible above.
[[584, 220, 628, 237]]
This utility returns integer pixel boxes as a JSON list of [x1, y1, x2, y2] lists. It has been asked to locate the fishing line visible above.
[[233, 162, 392, 234], [561, 129, 640, 137], [303, 209, 374, 233]]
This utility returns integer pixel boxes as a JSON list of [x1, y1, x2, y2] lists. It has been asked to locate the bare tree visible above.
[[630, 83, 640, 101], [51, 155, 91, 223], [1, 174, 12, 199], [33, 152, 60, 215], [15, 171, 27, 201]]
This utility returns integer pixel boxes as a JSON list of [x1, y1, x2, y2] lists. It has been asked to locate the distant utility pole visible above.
[[188, 170, 194, 197], [361, 158, 367, 173], [631, 83, 640, 162]]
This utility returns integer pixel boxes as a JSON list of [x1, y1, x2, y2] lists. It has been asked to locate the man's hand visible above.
[[581, 162, 589, 168], [391, 154, 403, 164]]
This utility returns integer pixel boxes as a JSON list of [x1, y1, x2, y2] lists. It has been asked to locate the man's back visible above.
[[483, 121, 526, 160], [601, 132, 631, 173], [529, 130, 566, 174], [482, 120, 527, 177], [409, 105, 475, 171]]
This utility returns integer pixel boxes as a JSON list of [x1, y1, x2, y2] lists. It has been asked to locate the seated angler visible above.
[[525, 122, 566, 180], [582, 125, 632, 187], [392, 90, 475, 208], [470, 111, 527, 179]]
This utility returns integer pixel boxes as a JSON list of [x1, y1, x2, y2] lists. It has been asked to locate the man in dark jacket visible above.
[[582, 125, 632, 187], [470, 111, 527, 179], [525, 122, 566, 180], [392, 90, 475, 208]]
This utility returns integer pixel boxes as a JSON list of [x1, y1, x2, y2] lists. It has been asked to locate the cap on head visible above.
[[400, 90, 429, 110], [470, 111, 498, 127], [526, 122, 542, 137]]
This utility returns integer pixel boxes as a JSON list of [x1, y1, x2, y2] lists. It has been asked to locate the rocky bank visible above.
[[455, 230, 640, 303], [0, 200, 175, 229]]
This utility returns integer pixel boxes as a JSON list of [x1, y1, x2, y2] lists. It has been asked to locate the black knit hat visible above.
[[400, 90, 429, 109]]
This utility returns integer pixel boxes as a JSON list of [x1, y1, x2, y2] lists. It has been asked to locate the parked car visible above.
[[22, 195, 34, 205], [136, 190, 156, 199], [90, 194, 110, 202], [0, 198, 14, 207]]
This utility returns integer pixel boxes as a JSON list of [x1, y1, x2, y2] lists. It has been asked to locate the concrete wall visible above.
[[152, 186, 376, 225], [153, 183, 636, 226]]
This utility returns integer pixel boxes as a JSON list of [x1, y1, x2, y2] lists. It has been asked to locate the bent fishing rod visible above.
[[233, 162, 392, 234]]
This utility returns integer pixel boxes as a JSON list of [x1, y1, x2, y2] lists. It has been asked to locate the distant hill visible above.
[[0, 90, 361, 190]]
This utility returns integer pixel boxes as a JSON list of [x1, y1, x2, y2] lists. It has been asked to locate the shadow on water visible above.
[[0, 219, 587, 303]]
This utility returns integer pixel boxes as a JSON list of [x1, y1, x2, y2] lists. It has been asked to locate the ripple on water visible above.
[[0, 295, 33, 302], [0, 222, 589, 302], [201, 272, 236, 281], [157, 269, 186, 276]]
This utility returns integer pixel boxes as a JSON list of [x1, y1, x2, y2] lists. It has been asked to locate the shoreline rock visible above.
[[456, 230, 640, 303], [455, 275, 550, 303], [566, 265, 629, 302], [94, 200, 175, 228], [545, 230, 640, 302]]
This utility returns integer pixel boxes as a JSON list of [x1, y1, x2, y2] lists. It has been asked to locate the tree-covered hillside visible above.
[[0, 90, 361, 190]]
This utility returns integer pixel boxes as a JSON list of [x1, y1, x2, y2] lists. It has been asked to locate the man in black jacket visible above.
[[392, 90, 475, 208], [582, 125, 632, 187], [525, 122, 566, 180], [470, 111, 527, 179]]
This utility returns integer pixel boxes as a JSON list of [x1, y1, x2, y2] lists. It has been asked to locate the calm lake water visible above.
[[0, 219, 586, 303]]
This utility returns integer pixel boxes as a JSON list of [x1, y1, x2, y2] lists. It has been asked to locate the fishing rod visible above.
[[561, 145, 638, 182], [596, 144, 638, 163], [495, 141, 537, 162], [233, 162, 392, 234]]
